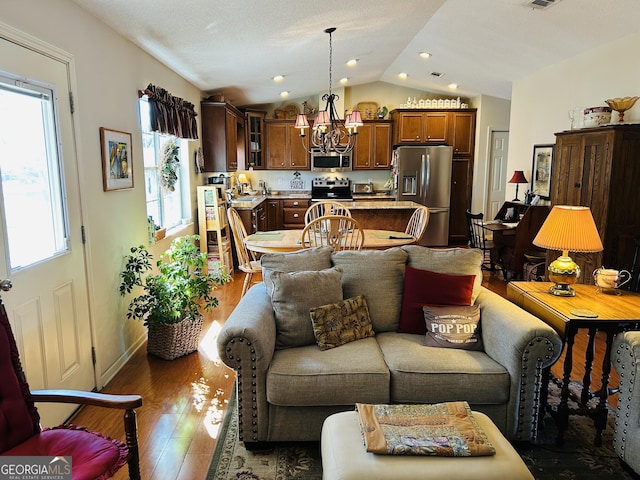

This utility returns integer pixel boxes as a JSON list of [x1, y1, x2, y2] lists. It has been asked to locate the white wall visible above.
[[507, 32, 640, 199], [3, 0, 206, 387]]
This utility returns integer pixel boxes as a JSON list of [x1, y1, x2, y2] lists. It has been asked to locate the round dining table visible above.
[[243, 229, 416, 254]]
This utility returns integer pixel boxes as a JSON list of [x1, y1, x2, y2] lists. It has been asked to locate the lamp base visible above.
[[548, 283, 577, 296]]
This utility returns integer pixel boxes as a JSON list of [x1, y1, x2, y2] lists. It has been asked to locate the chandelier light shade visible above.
[[508, 170, 528, 202], [533, 205, 604, 296], [295, 27, 362, 154]]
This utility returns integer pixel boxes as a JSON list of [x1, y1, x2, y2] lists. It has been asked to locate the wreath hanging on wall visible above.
[[159, 140, 180, 191]]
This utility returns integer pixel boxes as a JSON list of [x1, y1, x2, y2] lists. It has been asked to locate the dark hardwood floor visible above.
[[68, 268, 618, 479]]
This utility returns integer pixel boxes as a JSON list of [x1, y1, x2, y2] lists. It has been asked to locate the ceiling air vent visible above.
[[430, 72, 444, 78], [528, 0, 561, 8]]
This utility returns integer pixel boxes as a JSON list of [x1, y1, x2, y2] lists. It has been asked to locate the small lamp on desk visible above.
[[508, 170, 528, 202], [533, 205, 603, 296]]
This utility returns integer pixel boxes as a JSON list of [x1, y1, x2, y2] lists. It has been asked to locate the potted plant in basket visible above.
[[119, 234, 231, 360]]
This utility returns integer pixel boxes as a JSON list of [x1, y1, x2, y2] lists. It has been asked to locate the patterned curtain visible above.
[[140, 84, 198, 139]]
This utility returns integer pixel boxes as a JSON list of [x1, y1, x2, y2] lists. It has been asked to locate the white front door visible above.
[[0, 35, 95, 426], [486, 130, 510, 219]]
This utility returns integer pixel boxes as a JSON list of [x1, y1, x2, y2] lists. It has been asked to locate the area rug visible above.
[[206, 383, 636, 480]]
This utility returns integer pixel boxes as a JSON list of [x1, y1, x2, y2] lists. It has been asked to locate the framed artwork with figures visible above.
[[531, 144, 554, 200], [100, 127, 134, 191]]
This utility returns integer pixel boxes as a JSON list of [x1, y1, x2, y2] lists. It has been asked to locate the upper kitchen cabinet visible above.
[[245, 109, 266, 170], [448, 111, 476, 156], [201, 100, 245, 172], [391, 109, 448, 144], [265, 119, 310, 170], [353, 120, 392, 170]]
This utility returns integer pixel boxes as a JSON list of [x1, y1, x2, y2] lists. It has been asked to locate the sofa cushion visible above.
[[310, 295, 375, 351], [331, 248, 408, 332], [267, 338, 390, 406], [377, 332, 509, 405], [423, 305, 483, 350], [398, 266, 475, 334], [402, 246, 483, 303], [261, 246, 333, 292], [269, 267, 343, 349]]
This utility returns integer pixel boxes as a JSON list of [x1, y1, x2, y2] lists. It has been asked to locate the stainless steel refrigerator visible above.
[[393, 145, 453, 246]]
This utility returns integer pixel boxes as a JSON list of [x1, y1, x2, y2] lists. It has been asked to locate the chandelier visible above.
[[294, 27, 362, 155]]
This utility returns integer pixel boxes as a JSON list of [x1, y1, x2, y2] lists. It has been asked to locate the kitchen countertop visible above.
[[341, 200, 420, 209], [229, 193, 407, 209]]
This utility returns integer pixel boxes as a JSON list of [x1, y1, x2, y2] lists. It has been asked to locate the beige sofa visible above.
[[612, 331, 640, 475], [217, 246, 562, 446]]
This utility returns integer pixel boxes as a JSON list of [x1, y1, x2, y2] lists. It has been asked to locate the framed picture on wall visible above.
[[531, 144, 554, 200], [100, 127, 134, 191]]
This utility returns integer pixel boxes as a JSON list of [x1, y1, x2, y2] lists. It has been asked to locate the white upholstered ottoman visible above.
[[321, 411, 533, 480]]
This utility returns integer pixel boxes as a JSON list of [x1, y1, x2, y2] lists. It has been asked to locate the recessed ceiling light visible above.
[[419, 52, 431, 59], [280, 91, 289, 98], [448, 83, 458, 90], [272, 75, 285, 82], [398, 72, 408, 79], [339, 77, 349, 84], [346, 59, 358, 67]]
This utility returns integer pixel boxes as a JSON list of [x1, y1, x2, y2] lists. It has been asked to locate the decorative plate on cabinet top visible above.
[[283, 103, 300, 119]]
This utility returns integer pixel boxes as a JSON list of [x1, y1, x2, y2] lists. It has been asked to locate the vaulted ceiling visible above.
[[71, 0, 640, 107]]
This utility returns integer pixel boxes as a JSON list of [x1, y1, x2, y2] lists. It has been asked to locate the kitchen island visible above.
[[339, 200, 421, 232]]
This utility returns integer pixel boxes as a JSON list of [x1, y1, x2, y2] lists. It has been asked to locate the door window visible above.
[[0, 75, 68, 270]]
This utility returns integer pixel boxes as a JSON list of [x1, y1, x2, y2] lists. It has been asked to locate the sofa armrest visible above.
[[612, 331, 640, 470], [216, 283, 276, 442], [476, 287, 563, 441]]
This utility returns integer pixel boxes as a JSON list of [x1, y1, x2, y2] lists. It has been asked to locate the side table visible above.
[[507, 281, 640, 446]]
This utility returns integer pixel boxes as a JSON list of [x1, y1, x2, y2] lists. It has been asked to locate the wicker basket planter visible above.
[[147, 316, 203, 360]]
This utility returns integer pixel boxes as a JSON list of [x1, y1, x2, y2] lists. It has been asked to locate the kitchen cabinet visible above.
[[550, 125, 640, 282], [267, 200, 283, 230], [245, 109, 266, 170], [236, 202, 267, 234], [448, 111, 476, 156], [265, 120, 310, 170], [390, 110, 448, 144], [282, 198, 309, 228], [196, 185, 233, 274], [201, 101, 245, 171], [353, 120, 392, 170]]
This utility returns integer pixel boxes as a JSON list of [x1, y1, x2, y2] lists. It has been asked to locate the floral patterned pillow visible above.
[[310, 295, 375, 351]]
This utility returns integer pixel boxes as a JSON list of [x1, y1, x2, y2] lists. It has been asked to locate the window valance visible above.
[[138, 84, 198, 139]]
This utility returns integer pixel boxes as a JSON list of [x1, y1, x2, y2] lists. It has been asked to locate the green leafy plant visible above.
[[119, 235, 231, 326]]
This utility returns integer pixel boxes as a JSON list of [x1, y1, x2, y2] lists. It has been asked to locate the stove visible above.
[[311, 177, 352, 201]]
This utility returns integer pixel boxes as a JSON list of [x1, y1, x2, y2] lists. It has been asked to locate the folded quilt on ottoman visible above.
[[356, 402, 496, 457]]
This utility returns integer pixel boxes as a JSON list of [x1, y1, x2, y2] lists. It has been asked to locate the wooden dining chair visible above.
[[227, 207, 262, 297], [405, 205, 430, 243], [304, 201, 351, 224], [301, 215, 364, 251], [466, 210, 503, 275]]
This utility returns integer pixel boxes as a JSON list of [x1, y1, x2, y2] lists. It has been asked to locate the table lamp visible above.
[[533, 205, 603, 296], [508, 170, 528, 202]]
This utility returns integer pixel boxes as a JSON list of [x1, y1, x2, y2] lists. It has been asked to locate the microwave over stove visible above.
[[311, 150, 352, 172]]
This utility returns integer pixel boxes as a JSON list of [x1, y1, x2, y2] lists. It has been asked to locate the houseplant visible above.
[[119, 234, 231, 360]]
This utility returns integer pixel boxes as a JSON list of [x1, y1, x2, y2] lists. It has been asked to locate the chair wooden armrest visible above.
[[31, 389, 142, 409]]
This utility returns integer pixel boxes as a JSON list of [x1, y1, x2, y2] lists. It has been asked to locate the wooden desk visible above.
[[244, 229, 416, 254], [507, 281, 640, 446]]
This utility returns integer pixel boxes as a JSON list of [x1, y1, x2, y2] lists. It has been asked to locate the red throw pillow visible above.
[[397, 266, 476, 334]]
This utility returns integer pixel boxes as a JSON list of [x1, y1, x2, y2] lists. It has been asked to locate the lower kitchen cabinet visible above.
[[449, 157, 473, 244], [267, 200, 283, 230], [282, 199, 309, 229]]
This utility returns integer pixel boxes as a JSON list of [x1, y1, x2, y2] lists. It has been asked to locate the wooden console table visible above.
[[507, 281, 640, 446]]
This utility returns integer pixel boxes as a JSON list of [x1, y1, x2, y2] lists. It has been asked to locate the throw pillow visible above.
[[269, 267, 343, 349], [401, 246, 483, 303], [331, 248, 408, 333], [398, 266, 475, 335], [423, 305, 483, 350], [261, 246, 333, 293], [310, 295, 375, 351]]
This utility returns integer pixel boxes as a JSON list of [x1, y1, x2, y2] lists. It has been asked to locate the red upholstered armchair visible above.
[[0, 298, 142, 480]]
